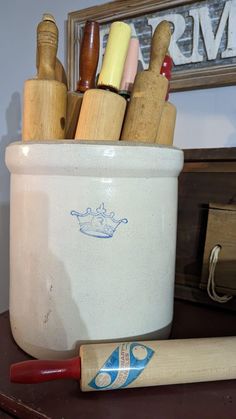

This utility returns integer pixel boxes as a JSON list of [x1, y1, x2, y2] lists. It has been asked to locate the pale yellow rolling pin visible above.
[[75, 21, 131, 141], [22, 14, 67, 141], [11, 337, 236, 391]]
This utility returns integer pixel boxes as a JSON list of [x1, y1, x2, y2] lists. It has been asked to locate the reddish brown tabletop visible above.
[[1, 300, 236, 419]]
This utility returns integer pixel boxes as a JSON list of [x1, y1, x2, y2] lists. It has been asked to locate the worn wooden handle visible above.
[[37, 14, 58, 80], [77, 21, 100, 92], [149, 21, 171, 74]]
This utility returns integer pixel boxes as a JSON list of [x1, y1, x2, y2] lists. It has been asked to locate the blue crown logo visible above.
[[71, 203, 128, 238]]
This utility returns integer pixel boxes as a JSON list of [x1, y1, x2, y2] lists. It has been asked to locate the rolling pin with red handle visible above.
[[10, 337, 236, 391], [65, 20, 100, 139], [155, 55, 176, 146], [121, 20, 171, 143]]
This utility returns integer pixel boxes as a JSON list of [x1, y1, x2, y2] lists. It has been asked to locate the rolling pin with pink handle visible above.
[[119, 36, 139, 100], [121, 20, 171, 143], [10, 337, 236, 391], [23, 14, 67, 141]]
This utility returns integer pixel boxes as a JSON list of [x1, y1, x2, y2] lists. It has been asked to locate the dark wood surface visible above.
[[1, 300, 236, 419], [175, 148, 236, 309]]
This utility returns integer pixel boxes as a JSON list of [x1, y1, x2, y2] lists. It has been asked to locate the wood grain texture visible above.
[[182, 147, 236, 161], [200, 204, 236, 295], [77, 21, 100, 92], [75, 89, 126, 141], [149, 21, 171, 74], [121, 72, 167, 142], [121, 21, 170, 142], [65, 92, 83, 139], [0, 394, 50, 419], [24, 15, 67, 141], [55, 58, 68, 89], [37, 15, 58, 80], [80, 337, 236, 391], [22, 80, 67, 141], [175, 148, 236, 310], [155, 101, 176, 145]]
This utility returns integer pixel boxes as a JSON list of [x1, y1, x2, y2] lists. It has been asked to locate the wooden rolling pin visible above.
[[10, 337, 236, 391], [121, 21, 171, 143], [156, 55, 176, 146], [55, 58, 68, 89], [22, 14, 67, 141], [65, 20, 100, 139], [36, 19, 68, 89], [75, 21, 131, 141]]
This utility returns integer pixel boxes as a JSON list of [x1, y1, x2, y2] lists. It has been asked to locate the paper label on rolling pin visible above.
[[89, 343, 154, 390]]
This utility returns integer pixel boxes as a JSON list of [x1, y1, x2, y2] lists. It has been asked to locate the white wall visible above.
[[172, 86, 236, 149], [1, 1, 236, 313]]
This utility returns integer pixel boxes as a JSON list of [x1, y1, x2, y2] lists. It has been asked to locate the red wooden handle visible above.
[[160, 55, 173, 100], [10, 357, 81, 383], [77, 20, 100, 92]]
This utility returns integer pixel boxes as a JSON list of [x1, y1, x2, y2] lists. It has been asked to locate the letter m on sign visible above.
[[199, 0, 236, 60]]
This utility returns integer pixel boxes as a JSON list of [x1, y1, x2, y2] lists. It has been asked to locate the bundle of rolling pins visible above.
[[22, 14, 176, 146]]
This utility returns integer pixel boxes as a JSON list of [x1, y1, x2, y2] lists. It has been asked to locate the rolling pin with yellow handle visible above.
[[22, 14, 67, 141], [121, 21, 171, 143], [75, 21, 131, 141], [10, 337, 236, 391], [156, 54, 176, 146]]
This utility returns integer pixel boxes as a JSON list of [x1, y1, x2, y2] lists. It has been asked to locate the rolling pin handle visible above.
[[10, 357, 81, 383], [149, 20, 172, 74]]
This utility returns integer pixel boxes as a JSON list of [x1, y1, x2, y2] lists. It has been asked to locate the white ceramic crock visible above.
[[6, 141, 183, 359]]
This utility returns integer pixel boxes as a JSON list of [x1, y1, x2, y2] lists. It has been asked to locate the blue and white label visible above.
[[89, 343, 155, 390]]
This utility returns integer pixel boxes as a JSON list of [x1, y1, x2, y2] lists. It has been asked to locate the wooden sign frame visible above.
[[67, 0, 236, 92]]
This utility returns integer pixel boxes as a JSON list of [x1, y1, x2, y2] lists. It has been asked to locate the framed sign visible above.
[[67, 0, 236, 92]]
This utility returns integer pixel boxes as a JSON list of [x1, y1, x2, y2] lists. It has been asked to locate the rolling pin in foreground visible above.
[[65, 20, 100, 139], [121, 21, 171, 143], [22, 14, 67, 141], [10, 337, 236, 391], [156, 55, 176, 146], [75, 21, 131, 141]]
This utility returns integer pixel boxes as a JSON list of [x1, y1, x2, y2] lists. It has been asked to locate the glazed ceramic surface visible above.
[[6, 141, 183, 359]]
